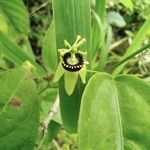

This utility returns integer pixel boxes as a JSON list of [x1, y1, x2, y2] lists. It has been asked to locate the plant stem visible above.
[[109, 37, 128, 51], [38, 85, 50, 95], [108, 43, 150, 71], [37, 95, 60, 149], [31, 2, 49, 15], [52, 140, 61, 150]]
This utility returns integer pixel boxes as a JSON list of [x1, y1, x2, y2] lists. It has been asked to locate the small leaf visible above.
[[107, 11, 126, 28], [47, 121, 61, 142]]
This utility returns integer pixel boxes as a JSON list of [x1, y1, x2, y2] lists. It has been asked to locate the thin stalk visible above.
[[31, 2, 49, 15], [108, 43, 150, 71], [37, 95, 60, 149]]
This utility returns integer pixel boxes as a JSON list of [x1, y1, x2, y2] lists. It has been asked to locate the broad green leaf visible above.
[[0, 67, 39, 149], [107, 11, 126, 28], [42, 22, 57, 73], [115, 74, 150, 105], [0, 32, 45, 76], [0, 0, 30, 34], [115, 79, 150, 149], [79, 73, 150, 149], [113, 17, 150, 75], [53, 0, 91, 132], [79, 73, 124, 150]]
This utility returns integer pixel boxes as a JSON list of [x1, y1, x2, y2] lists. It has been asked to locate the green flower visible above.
[[53, 35, 88, 95]]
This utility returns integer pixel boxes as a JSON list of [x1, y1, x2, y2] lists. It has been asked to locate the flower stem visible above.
[[108, 43, 150, 71]]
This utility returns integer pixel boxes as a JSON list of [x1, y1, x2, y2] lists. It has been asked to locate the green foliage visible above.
[[79, 73, 124, 150], [0, 32, 45, 76], [42, 22, 57, 73], [0, 67, 39, 149], [120, 0, 134, 11], [113, 16, 150, 75], [107, 11, 126, 28], [0, 0, 29, 35], [53, 0, 91, 133], [79, 73, 150, 149], [0, 0, 149, 149]]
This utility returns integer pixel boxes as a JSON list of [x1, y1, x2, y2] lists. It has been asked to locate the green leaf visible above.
[[53, 0, 91, 132], [79, 73, 124, 149], [42, 22, 57, 73], [0, 11, 8, 34], [107, 11, 126, 28], [91, 10, 104, 58], [91, 0, 106, 57], [115, 76, 150, 149], [0, 67, 39, 149], [115, 74, 150, 105], [79, 73, 150, 149], [47, 121, 61, 142], [0, 32, 45, 76], [113, 16, 150, 75], [0, 0, 30, 34], [96, 25, 113, 71], [120, 0, 134, 11]]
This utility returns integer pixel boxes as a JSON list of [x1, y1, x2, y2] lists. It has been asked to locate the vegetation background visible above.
[[25, 0, 150, 149], [0, 0, 149, 149]]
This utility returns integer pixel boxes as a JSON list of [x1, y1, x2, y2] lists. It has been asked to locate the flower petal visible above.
[[79, 65, 86, 84], [64, 71, 78, 95], [53, 63, 65, 82]]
